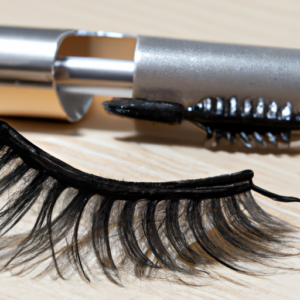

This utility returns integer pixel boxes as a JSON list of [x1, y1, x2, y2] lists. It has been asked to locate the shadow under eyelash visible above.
[[0, 120, 297, 286]]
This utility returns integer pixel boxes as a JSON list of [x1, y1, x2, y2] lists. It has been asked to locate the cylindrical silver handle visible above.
[[2, 25, 300, 122]]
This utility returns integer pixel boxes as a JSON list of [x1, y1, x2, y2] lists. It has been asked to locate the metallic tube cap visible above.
[[0, 27, 136, 122]]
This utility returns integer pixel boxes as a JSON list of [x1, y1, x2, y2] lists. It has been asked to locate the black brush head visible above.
[[103, 97, 300, 148], [184, 97, 300, 147]]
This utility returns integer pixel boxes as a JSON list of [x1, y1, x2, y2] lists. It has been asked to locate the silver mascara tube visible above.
[[1, 26, 300, 122]]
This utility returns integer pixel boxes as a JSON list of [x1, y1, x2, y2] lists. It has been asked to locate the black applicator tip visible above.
[[102, 98, 184, 124]]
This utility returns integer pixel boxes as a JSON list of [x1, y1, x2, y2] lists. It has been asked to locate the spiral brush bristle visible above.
[[185, 97, 299, 148]]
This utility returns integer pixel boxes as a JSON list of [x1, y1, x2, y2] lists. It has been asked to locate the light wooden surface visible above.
[[2, 0, 300, 298]]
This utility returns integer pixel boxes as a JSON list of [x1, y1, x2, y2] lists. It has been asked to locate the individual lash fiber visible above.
[[0, 121, 298, 286]]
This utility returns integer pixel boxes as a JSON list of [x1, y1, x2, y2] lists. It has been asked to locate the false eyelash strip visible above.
[[0, 120, 298, 286]]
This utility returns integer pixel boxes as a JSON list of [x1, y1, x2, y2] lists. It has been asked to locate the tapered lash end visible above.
[[103, 98, 184, 124]]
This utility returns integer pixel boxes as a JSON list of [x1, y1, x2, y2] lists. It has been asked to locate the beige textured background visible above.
[[1, 0, 300, 299]]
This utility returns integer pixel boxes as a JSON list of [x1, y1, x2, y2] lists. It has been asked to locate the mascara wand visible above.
[[103, 97, 299, 148], [1, 25, 300, 145]]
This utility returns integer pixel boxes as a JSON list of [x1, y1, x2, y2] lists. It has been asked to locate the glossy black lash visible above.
[[0, 120, 298, 286]]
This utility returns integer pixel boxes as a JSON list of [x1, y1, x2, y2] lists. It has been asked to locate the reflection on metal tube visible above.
[[54, 56, 134, 98], [55, 57, 134, 85], [57, 85, 133, 98]]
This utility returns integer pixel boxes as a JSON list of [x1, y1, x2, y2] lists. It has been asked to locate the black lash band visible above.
[[0, 120, 298, 285]]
